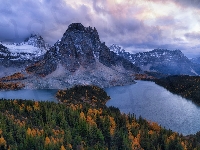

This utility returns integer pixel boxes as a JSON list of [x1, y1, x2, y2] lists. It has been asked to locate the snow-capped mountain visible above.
[[23, 23, 140, 89], [0, 34, 50, 67], [110, 44, 200, 75]]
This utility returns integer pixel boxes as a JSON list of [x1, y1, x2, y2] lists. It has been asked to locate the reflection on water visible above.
[[105, 80, 200, 135]]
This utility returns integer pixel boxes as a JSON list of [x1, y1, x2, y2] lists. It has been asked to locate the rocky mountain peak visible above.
[[53, 23, 102, 71], [110, 44, 126, 54], [24, 34, 50, 50], [25, 34, 43, 41], [66, 23, 85, 32], [62, 23, 99, 45], [25, 23, 140, 88]]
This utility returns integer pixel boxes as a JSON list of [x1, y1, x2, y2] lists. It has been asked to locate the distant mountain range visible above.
[[110, 44, 200, 75], [0, 23, 140, 89]]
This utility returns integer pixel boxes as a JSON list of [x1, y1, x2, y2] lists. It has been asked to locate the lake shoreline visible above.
[[0, 81, 200, 135]]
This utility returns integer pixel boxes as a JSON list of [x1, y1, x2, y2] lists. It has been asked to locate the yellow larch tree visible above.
[[44, 137, 51, 146], [109, 116, 116, 136], [80, 112, 86, 120], [0, 136, 6, 148], [26, 128, 32, 136], [33, 101, 40, 110], [60, 145, 66, 150]]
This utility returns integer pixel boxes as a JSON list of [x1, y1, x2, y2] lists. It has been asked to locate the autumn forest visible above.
[[0, 85, 200, 149]]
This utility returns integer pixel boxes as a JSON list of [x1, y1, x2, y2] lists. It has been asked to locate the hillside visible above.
[[0, 94, 199, 149]]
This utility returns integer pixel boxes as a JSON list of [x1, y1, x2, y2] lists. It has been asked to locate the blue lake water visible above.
[[0, 81, 200, 135], [0, 89, 58, 102], [105, 80, 200, 135]]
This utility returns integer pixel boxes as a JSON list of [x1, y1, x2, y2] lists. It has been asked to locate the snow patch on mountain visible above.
[[109, 44, 126, 55], [1, 34, 50, 61], [3, 43, 43, 54], [1, 43, 46, 59]]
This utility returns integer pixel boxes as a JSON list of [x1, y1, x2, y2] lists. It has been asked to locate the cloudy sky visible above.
[[0, 0, 200, 57]]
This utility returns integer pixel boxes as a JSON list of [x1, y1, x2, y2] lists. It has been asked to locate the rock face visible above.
[[110, 44, 200, 75], [24, 23, 140, 89]]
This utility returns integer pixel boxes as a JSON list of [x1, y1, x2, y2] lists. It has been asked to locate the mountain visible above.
[[109, 44, 132, 59], [0, 34, 50, 67], [20, 23, 140, 89], [191, 57, 200, 64], [110, 44, 200, 75]]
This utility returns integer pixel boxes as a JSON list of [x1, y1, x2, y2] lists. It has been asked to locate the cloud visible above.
[[0, 0, 93, 44], [174, 0, 200, 9], [185, 32, 200, 40], [0, 0, 199, 57], [146, 0, 200, 9]]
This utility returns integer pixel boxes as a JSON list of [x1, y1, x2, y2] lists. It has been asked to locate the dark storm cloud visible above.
[[0, 0, 93, 44], [99, 16, 163, 51], [185, 32, 200, 40], [88, 0, 179, 53]]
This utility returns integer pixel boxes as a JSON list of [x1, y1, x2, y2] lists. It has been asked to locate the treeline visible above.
[[0, 82, 25, 90], [154, 75, 200, 105], [0, 98, 199, 149], [0, 72, 26, 82], [0, 72, 26, 90]]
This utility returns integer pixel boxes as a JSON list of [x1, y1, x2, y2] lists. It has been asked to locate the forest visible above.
[[0, 73, 25, 82], [56, 85, 110, 108], [0, 85, 200, 149], [154, 75, 200, 105], [0, 82, 25, 90]]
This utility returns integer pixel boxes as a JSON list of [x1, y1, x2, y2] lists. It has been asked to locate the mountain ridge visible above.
[[110, 44, 200, 75]]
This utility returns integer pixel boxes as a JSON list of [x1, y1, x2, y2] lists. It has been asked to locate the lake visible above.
[[0, 81, 200, 135], [106, 80, 200, 135], [0, 89, 58, 102]]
